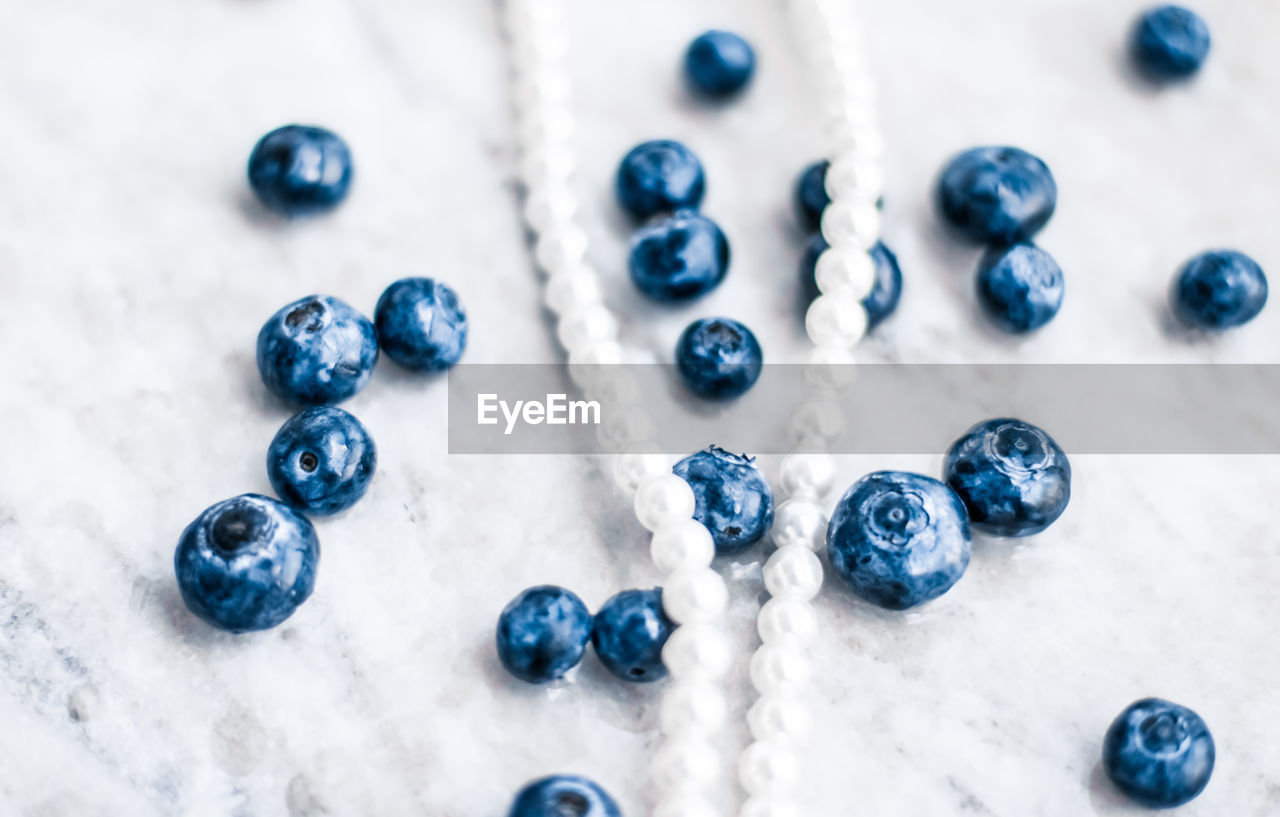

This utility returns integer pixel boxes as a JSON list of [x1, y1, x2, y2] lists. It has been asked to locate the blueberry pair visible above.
[[827, 418, 1071, 610], [617, 140, 728, 303], [937, 146, 1065, 333], [496, 586, 675, 684], [793, 160, 903, 331], [256, 280, 468, 407]]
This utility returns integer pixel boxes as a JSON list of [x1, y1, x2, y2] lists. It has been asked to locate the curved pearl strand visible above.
[[737, 1, 884, 814], [501, 2, 731, 814]]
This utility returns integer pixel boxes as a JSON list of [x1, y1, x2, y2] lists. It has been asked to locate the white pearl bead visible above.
[[544, 268, 602, 315], [814, 246, 875, 300], [556, 303, 618, 351], [778, 453, 835, 499], [508, 20, 569, 63], [763, 545, 824, 601], [786, 399, 845, 445], [738, 740, 800, 794], [803, 344, 857, 390], [566, 342, 625, 392], [757, 597, 818, 646], [596, 405, 657, 454], [749, 643, 812, 695], [740, 796, 803, 817], [613, 445, 672, 494], [662, 568, 728, 625], [805, 293, 868, 349], [634, 474, 696, 532], [567, 339, 624, 372], [820, 200, 880, 251], [823, 117, 881, 157], [661, 624, 732, 679], [651, 519, 716, 572], [652, 793, 719, 817], [523, 185, 578, 233], [514, 67, 572, 108], [518, 146, 575, 190], [590, 367, 642, 405], [844, 128, 887, 160], [515, 108, 575, 150], [659, 680, 729, 736], [534, 225, 587, 274], [824, 157, 884, 203], [652, 735, 719, 791], [747, 695, 814, 743], [771, 500, 828, 551]]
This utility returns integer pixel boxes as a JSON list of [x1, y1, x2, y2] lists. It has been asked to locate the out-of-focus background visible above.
[[2, 0, 1279, 814]]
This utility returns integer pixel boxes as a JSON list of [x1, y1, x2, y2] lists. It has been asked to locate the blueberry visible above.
[[615, 140, 706, 220], [975, 243, 1064, 333], [684, 30, 755, 98], [794, 161, 829, 232], [628, 211, 730, 302], [247, 125, 353, 217], [1171, 249, 1268, 330], [174, 494, 320, 633], [1103, 698, 1215, 809], [673, 446, 774, 554], [943, 418, 1070, 538], [675, 317, 763, 400], [827, 471, 971, 610], [374, 278, 468, 371], [267, 407, 377, 516], [1131, 6, 1211, 81], [937, 146, 1057, 244], [590, 588, 675, 683], [507, 775, 622, 817], [256, 295, 378, 406], [800, 235, 903, 329], [496, 586, 592, 684]]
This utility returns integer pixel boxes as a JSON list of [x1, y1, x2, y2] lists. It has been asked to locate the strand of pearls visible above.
[[736, 2, 884, 815], [501, 3, 730, 814]]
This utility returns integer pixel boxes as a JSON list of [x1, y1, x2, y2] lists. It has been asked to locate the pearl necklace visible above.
[[501, 0, 884, 813], [739, 1, 884, 814]]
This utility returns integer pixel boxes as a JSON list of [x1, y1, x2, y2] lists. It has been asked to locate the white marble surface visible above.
[[2, 0, 1279, 814]]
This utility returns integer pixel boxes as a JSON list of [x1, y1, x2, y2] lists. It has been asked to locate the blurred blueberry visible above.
[[1172, 249, 1267, 330], [247, 125, 352, 216], [1131, 6, 1211, 81], [615, 140, 705, 220], [827, 471, 971, 610], [673, 446, 774, 554], [794, 160, 829, 231], [943, 418, 1070, 537], [675, 317, 763, 399], [937, 146, 1057, 244], [591, 588, 675, 683], [507, 775, 622, 817], [374, 277, 468, 371], [267, 406, 376, 516], [800, 235, 903, 329], [684, 30, 755, 98], [174, 494, 320, 633], [496, 586, 592, 684], [976, 243, 1064, 333], [1103, 698, 1215, 808], [256, 295, 378, 405], [628, 211, 729, 302]]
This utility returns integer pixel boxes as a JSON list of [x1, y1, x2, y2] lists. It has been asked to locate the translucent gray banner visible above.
[[445, 364, 1280, 455]]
